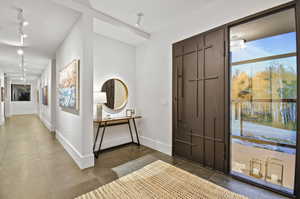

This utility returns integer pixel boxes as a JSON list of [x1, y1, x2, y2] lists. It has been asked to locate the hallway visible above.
[[0, 115, 98, 199]]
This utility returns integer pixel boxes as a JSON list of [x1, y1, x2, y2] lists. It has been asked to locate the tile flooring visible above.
[[0, 115, 291, 199]]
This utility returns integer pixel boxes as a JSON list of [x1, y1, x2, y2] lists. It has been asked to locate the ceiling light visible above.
[[17, 48, 24, 55], [22, 21, 29, 26], [22, 34, 28, 38], [135, 13, 144, 27]]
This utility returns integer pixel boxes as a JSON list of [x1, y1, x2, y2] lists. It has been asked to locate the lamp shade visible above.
[[94, 91, 107, 104]]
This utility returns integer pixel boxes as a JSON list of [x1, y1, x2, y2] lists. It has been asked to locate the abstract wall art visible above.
[[59, 59, 80, 114], [42, 86, 48, 105], [37, 90, 39, 104]]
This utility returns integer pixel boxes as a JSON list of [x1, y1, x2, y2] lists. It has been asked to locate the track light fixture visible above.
[[136, 12, 144, 27], [17, 9, 29, 27], [17, 48, 24, 55], [16, 8, 28, 81], [22, 21, 29, 27]]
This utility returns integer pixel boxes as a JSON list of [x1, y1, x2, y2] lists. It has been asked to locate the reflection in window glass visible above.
[[231, 32, 296, 63], [230, 9, 296, 194]]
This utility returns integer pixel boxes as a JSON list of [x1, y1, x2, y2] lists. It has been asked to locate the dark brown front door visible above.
[[173, 28, 226, 172]]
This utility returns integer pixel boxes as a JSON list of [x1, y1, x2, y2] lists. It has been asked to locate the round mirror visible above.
[[101, 79, 128, 112]]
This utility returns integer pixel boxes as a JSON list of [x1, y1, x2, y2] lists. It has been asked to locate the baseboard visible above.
[[56, 130, 94, 169], [140, 136, 172, 155], [39, 115, 54, 132], [10, 112, 38, 116]]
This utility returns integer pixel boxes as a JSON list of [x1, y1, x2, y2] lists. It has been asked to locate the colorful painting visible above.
[[42, 86, 48, 105], [37, 90, 39, 104], [59, 59, 80, 114]]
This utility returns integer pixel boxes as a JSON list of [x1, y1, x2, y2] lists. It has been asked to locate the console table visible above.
[[93, 116, 142, 158]]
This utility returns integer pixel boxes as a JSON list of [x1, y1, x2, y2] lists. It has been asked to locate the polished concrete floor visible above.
[[0, 115, 291, 199]]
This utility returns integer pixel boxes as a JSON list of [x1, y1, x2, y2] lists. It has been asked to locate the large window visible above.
[[11, 84, 31, 101], [230, 8, 297, 194]]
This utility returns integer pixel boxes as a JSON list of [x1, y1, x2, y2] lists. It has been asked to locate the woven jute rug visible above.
[[76, 160, 247, 199]]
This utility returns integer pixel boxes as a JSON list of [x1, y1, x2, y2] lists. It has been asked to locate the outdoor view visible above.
[[230, 9, 297, 193]]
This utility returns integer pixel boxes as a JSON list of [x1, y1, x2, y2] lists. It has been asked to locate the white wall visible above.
[[7, 80, 38, 116], [55, 14, 94, 169], [93, 33, 136, 150], [135, 0, 292, 155], [38, 59, 56, 132]]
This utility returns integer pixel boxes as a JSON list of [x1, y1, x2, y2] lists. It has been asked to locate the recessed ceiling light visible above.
[[17, 48, 24, 55]]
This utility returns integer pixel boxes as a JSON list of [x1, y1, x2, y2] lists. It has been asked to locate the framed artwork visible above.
[[42, 86, 48, 105], [11, 84, 31, 101], [59, 59, 80, 114], [37, 90, 39, 104], [1, 87, 5, 102]]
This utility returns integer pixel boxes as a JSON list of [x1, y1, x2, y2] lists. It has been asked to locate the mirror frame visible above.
[[101, 78, 129, 113]]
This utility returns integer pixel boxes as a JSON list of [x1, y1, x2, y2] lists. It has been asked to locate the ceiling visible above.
[[90, 0, 218, 33], [0, 0, 294, 80], [0, 0, 80, 81], [93, 18, 148, 46], [230, 8, 295, 42]]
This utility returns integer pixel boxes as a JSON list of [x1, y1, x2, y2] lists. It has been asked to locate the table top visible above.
[[93, 115, 142, 123]]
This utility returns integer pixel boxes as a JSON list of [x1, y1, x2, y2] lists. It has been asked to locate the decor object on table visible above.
[[126, 109, 132, 117], [101, 78, 128, 113], [126, 108, 135, 117], [11, 84, 31, 101], [94, 91, 107, 121], [105, 114, 111, 119], [42, 86, 48, 105], [59, 59, 80, 114], [76, 160, 247, 199]]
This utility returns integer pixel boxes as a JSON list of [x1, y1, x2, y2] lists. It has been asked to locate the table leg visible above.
[[93, 124, 101, 153], [128, 120, 134, 143], [96, 122, 107, 158], [132, 118, 140, 146]]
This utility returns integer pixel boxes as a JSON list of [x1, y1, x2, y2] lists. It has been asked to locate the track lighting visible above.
[[22, 21, 29, 26], [16, 8, 28, 81], [17, 48, 24, 55], [136, 13, 144, 27]]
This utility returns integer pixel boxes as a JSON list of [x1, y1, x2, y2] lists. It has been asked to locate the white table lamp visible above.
[[94, 91, 107, 120]]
